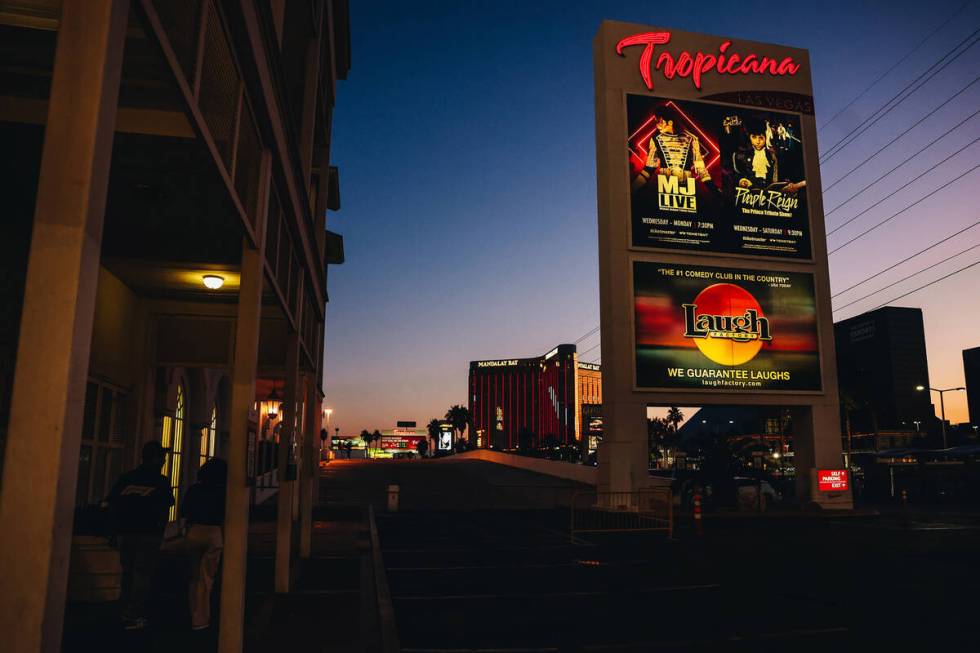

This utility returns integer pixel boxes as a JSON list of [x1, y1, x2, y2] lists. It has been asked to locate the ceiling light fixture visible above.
[[202, 274, 225, 290]]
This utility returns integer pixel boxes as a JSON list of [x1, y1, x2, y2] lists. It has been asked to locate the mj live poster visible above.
[[627, 94, 812, 258]]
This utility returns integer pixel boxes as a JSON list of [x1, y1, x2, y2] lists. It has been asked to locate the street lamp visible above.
[[915, 385, 965, 449]]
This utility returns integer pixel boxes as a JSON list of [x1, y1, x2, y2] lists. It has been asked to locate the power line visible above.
[[827, 135, 980, 236], [818, 0, 974, 131], [579, 341, 601, 357], [823, 78, 980, 194], [819, 30, 979, 164], [825, 111, 980, 219], [867, 258, 980, 312], [832, 220, 980, 297], [829, 161, 980, 255], [574, 326, 600, 344], [833, 242, 980, 312]]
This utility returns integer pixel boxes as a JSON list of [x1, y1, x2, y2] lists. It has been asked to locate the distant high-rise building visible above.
[[964, 346, 980, 427], [834, 307, 933, 431], [469, 344, 600, 450]]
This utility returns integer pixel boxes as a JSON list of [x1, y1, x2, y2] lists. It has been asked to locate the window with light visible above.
[[161, 383, 186, 522], [200, 404, 217, 468]]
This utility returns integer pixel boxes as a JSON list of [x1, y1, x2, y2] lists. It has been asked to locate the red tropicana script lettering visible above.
[[616, 32, 802, 91]]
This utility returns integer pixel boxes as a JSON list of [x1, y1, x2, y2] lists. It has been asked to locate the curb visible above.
[[368, 505, 400, 653]]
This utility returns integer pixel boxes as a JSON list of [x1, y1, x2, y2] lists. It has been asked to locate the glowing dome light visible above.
[[202, 274, 225, 290]]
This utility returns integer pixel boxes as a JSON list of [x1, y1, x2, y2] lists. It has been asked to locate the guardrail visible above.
[[570, 487, 673, 542], [323, 483, 590, 511]]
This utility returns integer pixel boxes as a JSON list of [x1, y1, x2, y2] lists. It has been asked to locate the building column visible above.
[[792, 403, 853, 509], [0, 2, 128, 651], [596, 399, 648, 497], [218, 152, 271, 653], [299, 372, 318, 558], [276, 329, 300, 592]]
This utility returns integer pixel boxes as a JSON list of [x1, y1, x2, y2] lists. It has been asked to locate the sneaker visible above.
[[123, 617, 149, 630], [191, 623, 210, 631]]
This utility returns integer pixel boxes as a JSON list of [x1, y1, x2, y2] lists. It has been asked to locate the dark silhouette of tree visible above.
[[360, 429, 372, 458], [445, 405, 471, 447], [426, 418, 441, 454]]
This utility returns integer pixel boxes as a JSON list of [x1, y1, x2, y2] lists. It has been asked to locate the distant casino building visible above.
[[965, 346, 980, 427], [834, 307, 933, 431], [469, 344, 601, 450]]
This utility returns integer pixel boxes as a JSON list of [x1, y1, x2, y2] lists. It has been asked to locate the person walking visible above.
[[106, 441, 174, 630], [178, 458, 227, 630]]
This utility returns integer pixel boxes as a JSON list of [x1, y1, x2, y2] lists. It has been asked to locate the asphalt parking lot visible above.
[[326, 459, 980, 652]]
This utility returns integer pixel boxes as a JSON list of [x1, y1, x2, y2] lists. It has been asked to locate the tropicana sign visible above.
[[615, 32, 802, 92]]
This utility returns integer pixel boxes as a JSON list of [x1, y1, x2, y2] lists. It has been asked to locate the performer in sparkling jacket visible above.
[[632, 106, 711, 190]]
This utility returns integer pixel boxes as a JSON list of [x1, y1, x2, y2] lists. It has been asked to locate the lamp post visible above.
[[320, 407, 333, 457], [916, 385, 965, 449]]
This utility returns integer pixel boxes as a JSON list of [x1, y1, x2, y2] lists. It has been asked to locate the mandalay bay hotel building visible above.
[[0, 1, 349, 650], [470, 344, 603, 454]]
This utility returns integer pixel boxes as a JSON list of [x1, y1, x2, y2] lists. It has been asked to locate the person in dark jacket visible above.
[[106, 441, 174, 630], [178, 458, 227, 630]]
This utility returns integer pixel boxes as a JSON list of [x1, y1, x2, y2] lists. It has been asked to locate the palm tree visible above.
[[372, 429, 382, 456], [427, 418, 441, 453], [360, 429, 371, 458], [665, 406, 684, 433], [445, 405, 471, 448]]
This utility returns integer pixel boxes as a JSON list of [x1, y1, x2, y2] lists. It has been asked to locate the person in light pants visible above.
[[177, 458, 227, 630]]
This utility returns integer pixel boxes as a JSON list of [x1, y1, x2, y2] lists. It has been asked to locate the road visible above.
[[323, 458, 980, 652]]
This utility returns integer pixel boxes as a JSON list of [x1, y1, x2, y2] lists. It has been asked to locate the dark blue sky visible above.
[[324, 0, 980, 433]]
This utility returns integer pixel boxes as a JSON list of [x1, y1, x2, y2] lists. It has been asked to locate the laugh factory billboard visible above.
[[627, 95, 811, 258], [633, 261, 820, 391]]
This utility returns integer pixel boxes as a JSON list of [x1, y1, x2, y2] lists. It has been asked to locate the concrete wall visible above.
[[89, 267, 139, 387], [456, 449, 598, 486]]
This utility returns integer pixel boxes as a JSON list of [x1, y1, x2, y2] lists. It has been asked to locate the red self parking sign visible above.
[[818, 469, 849, 492]]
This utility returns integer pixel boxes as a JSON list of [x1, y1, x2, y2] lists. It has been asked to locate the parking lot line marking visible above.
[[402, 649, 559, 653], [383, 544, 578, 554], [386, 558, 657, 572], [393, 584, 720, 601], [581, 626, 849, 650], [754, 626, 849, 639]]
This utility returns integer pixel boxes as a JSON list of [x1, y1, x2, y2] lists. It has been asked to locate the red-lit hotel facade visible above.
[[469, 345, 601, 450]]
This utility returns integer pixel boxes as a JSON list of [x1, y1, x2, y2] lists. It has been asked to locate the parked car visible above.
[[734, 477, 781, 511]]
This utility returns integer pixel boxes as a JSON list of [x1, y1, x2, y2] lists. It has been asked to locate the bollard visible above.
[[900, 488, 909, 528], [387, 484, 400, 512], [693, 493, 703, 536]]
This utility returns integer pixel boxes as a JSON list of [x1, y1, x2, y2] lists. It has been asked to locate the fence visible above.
[[570, 487, 673, 542]]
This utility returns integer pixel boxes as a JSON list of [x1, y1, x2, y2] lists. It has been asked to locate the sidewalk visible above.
[[62, 483, 383, 652]]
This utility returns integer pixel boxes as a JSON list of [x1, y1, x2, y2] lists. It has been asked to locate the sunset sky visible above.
[[323, 0, 980, 434]]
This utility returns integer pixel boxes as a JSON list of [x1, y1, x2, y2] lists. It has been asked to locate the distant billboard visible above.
[[634, 261, 821, 391], [381, 435, 425, 450], [627, 95, 811, 258], [438, 423, 453, 451]]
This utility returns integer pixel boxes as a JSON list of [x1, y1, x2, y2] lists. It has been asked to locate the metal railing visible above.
[[570, 487, 673, 542]]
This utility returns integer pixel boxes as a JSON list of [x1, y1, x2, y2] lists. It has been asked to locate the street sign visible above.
[[818, 469, 849, 492]]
